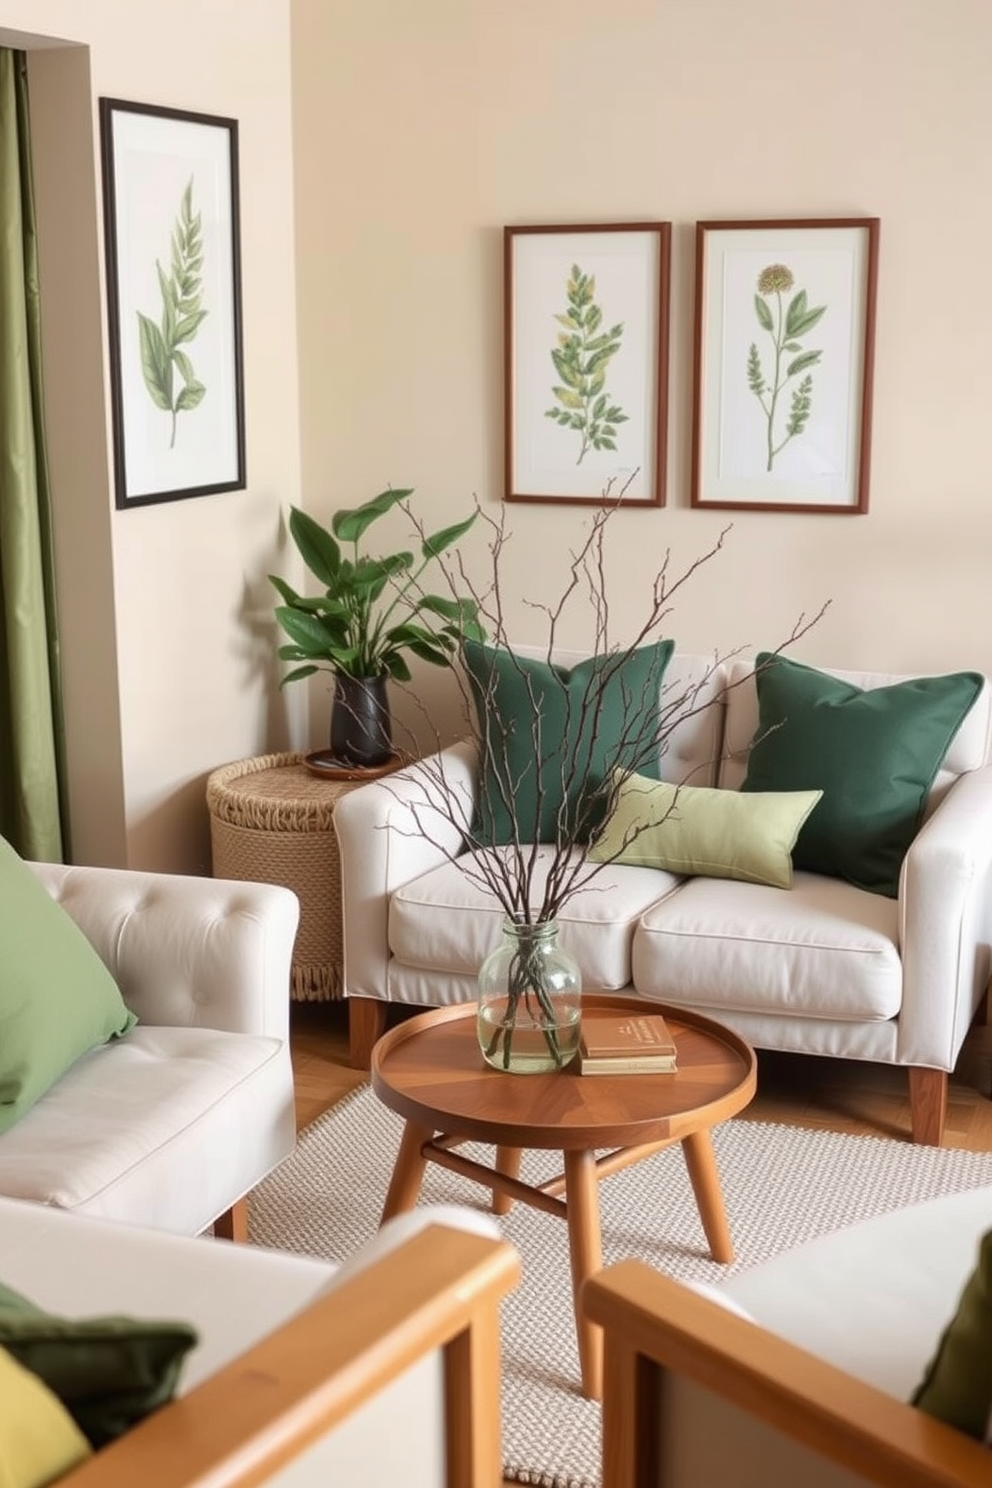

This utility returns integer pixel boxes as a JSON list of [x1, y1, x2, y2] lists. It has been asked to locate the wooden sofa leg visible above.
[[908, 1067, 947, 1147], [213, 1197, 249, 1243], [349, 996, 388, 1070]]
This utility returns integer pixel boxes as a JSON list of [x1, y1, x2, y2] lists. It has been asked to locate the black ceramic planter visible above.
[[330, 674, 392, 766]]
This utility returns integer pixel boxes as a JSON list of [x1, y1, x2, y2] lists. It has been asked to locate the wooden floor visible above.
[[290, 998, 992, 1149]]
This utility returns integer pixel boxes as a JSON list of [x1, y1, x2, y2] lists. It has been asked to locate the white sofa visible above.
[[583, 1181, 992, 1486], [0, 1195, 518, 1487], [335, 652, 992, 1144], [0, 863, 299, 1238]]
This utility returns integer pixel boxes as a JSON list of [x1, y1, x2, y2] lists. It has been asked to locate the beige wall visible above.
[[4, 0, 991, 873], [291, 0, 992, 753], [1, 1, 304, 872]]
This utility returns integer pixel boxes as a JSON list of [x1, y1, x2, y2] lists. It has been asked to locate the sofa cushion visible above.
[[632, 871, 902, 1021], [589, 771, 821, 889], [0, 1027, 292, 1232], [0, 836, 136, 1136], [0, 1277, 197, 1448], [740, 655, 984, 898], [0, 1343, 92, 1487], [462, 638, 674, 846], [912, 1227, 992, 1439], [390, 848, 680, 991]]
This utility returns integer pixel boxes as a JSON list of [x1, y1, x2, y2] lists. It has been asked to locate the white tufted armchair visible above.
[[0, 862, 299, 1237]]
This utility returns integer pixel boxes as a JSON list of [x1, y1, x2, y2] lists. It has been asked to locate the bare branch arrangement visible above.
[[387, 490, 828, 934]]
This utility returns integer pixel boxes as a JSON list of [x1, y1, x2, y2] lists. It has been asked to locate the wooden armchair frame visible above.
[[61, 1226, 520, 1488], [583, 1260, 991, 1488]]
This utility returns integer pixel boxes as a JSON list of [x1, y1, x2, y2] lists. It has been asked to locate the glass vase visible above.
[[477, 917, 582, 1074]]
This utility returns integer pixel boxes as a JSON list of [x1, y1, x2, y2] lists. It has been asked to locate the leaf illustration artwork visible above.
[[544, 263, 628, 465], [136, 177, 208, 449], [747, 263, 826, 472]]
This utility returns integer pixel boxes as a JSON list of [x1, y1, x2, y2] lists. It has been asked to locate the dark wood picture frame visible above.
[[504, 222, 671, 507], [99, 98, 246, 508], [691, 218, 879, 514]]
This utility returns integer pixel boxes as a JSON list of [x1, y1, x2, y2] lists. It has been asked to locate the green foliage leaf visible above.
[[268, 574, 301, 605], [173, 310, 209, 345], [332, 487, 413, 544], [785, 290, 827, 340], [747, 342, 766, 396], [175, 380, 206, 411], [289, 505, 342, 585], [278, 664, 319, 687], [137, 313, 172, 410], [272, 488, 481, 688], [137, 176, 208, 440], [754, 294, 774, 332], [786, 349, 823, 377], [785, 373, 813, 437], [421, 510, 479, 558], [551, 350, 581, 387], [273, 606, 342, 653], [585, 345, 619, 375], [788, 306, 827, 338]]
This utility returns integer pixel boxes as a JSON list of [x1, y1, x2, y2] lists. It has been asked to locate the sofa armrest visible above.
[[335, 740, 479, 1001], [582, 1261, 992, 1488], [60, 1224, 520, 1488], [898, 764, 992, 1068], [28, 862, 299, 1041]]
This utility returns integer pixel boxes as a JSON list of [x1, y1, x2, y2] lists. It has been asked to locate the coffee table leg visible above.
[[563, 1149, 603, 1401], [681, 1128, 734, 1263], [380, 1119, 434, 1224], [493, 1146, 522, 1214]]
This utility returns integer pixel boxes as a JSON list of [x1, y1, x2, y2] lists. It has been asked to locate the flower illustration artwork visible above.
[[545, 263, 628, 465], [747, 263, 826, 472], [137, 178, 208, 449]]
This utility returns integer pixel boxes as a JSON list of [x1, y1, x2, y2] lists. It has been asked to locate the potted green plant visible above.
[[269, 487, 483, 767]]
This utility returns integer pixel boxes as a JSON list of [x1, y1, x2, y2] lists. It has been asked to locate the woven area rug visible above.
[[249, 1085, 992, 1488]]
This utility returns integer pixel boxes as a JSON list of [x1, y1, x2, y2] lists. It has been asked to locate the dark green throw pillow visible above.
[[741, 654, 984, 898], [0, 1279, 199, 1448], [463, 639, 675, 846], [0, 835, 136, 1134], [912, 1228, 992, 1439]]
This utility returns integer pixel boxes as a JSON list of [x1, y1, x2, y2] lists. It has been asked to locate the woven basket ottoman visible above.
[[206, 752, 358, 1002]]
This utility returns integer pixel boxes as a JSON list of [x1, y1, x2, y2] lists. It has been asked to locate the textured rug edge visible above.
[[254, 1085, 992, 1488]]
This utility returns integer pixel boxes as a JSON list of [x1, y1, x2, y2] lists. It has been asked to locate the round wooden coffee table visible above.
[[371, 993, 756, 1401]]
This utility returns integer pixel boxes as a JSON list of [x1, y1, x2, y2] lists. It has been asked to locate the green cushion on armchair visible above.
[[0, 1278, 199, 1449], [0, 835, 136, 1134], [912, 1228, 992, 1439]]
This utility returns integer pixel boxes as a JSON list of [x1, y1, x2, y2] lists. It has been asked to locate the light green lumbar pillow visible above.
[[0, 835, 136, 1135], [0, 1343, 92, 1488], [741, 653, 984, 898], [912, 1228, 992, 1440], [589, 771, 822, 889], [463, 638, 675, 847], [0, 1278, 199, 1449]]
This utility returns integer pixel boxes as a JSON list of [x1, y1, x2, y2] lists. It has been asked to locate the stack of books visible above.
[[578, 1012, 677, 1075]]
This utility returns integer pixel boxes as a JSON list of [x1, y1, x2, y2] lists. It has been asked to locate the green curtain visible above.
[[0, 48, 66, 862]]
